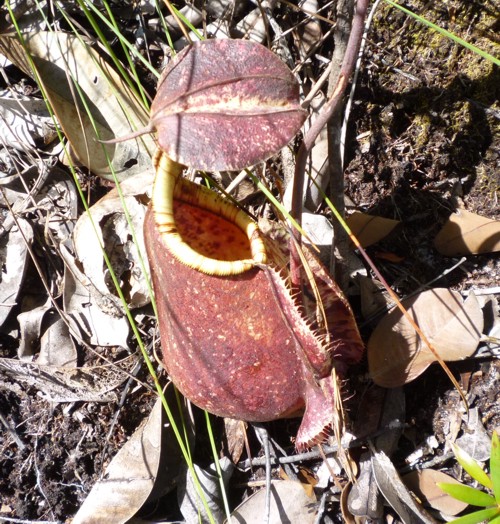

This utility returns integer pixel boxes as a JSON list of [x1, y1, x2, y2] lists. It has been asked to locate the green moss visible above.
[[412, 113, 433, 150]]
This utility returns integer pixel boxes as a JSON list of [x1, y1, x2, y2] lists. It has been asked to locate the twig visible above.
[[464, 286, 500, 296], [253, 424, 272, 524], [314, 490, 330, 524], [290, 0, 370, 287], [0, 409, 25, 450], [0, 519, 60, 524], [327, 0, 355, 285], [237, 422, 407, 470], [340, 0, 384, 168]]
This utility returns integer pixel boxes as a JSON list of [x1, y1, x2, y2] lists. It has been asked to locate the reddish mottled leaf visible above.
[[150, 39, 307, 171]]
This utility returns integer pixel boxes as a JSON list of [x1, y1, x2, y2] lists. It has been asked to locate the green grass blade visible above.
[[449, 507, 500, 524], [384, 0, 500, 66], [205, 412, 232, 522], [246, 170, 314, 242], [452, 443, 493, 490], [437, 483, 496, 507], [492, 431, 500, 504], [73, 0, 160, 78]]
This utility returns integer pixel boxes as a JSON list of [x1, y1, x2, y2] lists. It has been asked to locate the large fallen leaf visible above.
[[0, 88, 55, 149], [346, 211, 400, 248], [434, 208, 500, 256], [403, 469, 468, 516], [73, 398, 164, 524], [229, 480, 318, 523], [368, 288, 483, 387], [61, 246, 130, 347], [0, 218, 33, 328], [73, 171, 152, 309], [0, 31, 155, 180], [370, 444, 437, 524]]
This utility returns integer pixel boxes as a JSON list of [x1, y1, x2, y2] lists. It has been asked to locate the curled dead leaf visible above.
[[73, 172, 152, 309], [368, 288, 483, 387]]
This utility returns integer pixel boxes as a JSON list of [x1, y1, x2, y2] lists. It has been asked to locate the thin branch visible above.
[[290, 0, 370, 286]]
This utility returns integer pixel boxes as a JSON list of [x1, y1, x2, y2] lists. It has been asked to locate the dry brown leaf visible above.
[[0, 218, 33, 328], [224, 418, 247, 465], [73, 171, 152, 310], [346, 211, 400, 248], [0, 31, 155, 180], [73, 397, 164, 524], [368, 288, 483, 387], [403, 469, 468, 516], [370, 445, 437, 524], [229, 480, 318, 523], [434, 208, 500, 256]]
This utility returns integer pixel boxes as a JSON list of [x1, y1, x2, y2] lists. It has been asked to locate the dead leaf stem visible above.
[[290, 0, 369, 289]]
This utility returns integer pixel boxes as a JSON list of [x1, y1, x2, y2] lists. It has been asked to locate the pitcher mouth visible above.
[[151, 151, 267, 276]]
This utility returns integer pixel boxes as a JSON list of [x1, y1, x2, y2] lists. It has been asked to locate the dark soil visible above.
[[0, 1, 498, 522]]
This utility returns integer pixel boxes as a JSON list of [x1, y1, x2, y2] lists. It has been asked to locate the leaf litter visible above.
[[0, 1, 498, 522]]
